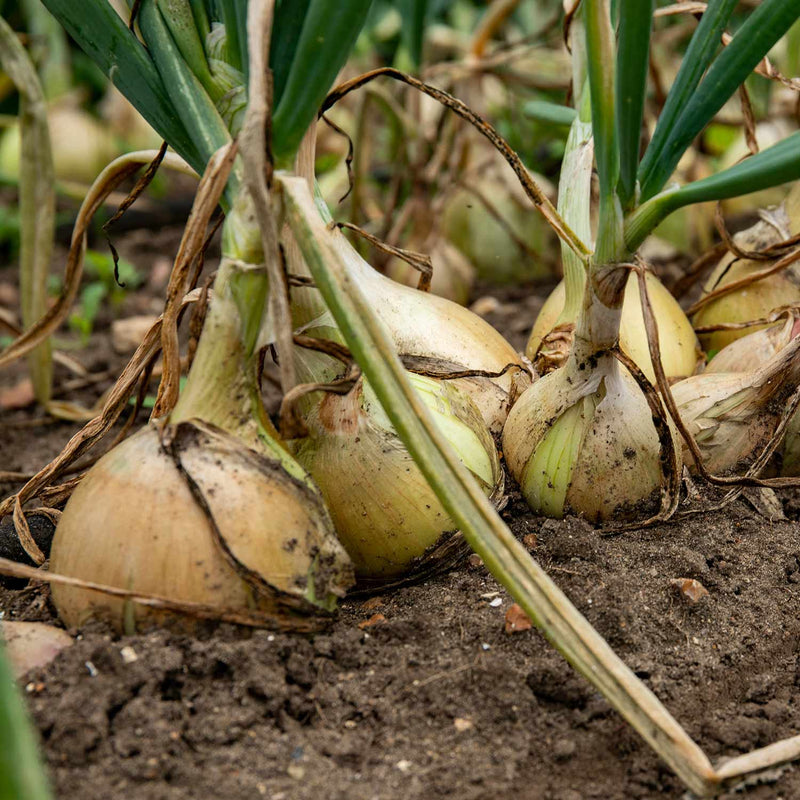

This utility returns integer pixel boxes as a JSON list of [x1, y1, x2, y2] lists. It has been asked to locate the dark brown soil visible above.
[[3, 225, 800, 800]]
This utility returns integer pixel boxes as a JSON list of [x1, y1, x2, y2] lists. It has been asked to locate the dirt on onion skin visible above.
[[3, 241, 800, 798]]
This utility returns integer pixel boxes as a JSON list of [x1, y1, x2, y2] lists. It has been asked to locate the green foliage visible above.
[[0, 639, 52, 800], [66, 249, 142, 343]]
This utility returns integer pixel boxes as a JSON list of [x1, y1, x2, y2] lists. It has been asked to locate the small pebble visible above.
[[395, 760, 413, 773]]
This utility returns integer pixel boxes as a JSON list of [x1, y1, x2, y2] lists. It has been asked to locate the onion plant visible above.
[[0, 14, 54, 407], [17, 0, 800, 795], [505, 0, 800, 521]]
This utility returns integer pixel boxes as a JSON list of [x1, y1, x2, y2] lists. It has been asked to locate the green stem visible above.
[[280, 173, 718, 798], [584, 0, 621, 264], [0, 16, 54, 405]]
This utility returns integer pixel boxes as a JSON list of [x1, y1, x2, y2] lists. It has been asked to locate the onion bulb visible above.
[[51, 422, 353, 632], [693, 190, 800, 354], [0, 105, 118, 185], [50, 234, 353, 631], [442, 155, 555, 284], [527, 271, 700, 382], [672, 335, 800, 474], [292, 200, 529, 433], [293, 372, 503, 580], [503, 341, 679, 522]]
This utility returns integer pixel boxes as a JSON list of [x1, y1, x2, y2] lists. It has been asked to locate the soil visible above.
[[2, 219, 800, 800]]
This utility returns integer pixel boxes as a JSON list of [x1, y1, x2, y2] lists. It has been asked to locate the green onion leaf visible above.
[[41, 0, 203, 171], [639, 0, 799, 200], [271, 0, 373, 164], [138, 0, 233, 185], [626, 131, 800, 250], [395, 0, 428, 71], [271, 0, 312, 108], [615, 0, 654, 208]]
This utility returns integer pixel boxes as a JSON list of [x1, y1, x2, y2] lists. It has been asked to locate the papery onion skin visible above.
[[527, 271, 700, 383], [293, 373, 503, 580], [673, 336, 800, 474], [504, 353, 676, 522], [50, 422, 353, 632], [293, 217, 530, 434], [693, 201, 800, 354], [704, 315, 796, 374]]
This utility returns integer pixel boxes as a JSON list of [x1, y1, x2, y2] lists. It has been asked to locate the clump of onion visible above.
[[692, 190, 800, 354], [292, 372, 503, 581], [504, 276, 680, 522], [50, 217, 353, 632], [528, 270, 700, 382], [672, 335, 800, 474], [0, 105, 118, 185]]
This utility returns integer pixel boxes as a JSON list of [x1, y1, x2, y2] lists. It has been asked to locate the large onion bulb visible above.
[[503, 347, 679, 522], [293, 372, 503, 580], [51, 422, 353, 631], [693, 191, 800, 354], [527, 271, 700, 382]]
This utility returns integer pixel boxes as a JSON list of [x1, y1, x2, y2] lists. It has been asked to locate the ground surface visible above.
[[2, 221, 800, 800]]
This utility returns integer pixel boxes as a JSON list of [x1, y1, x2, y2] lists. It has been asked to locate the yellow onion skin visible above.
[[693, 200, 800, 354], [503, 355, 678, 522], [50, 422, 353, 632], [293, 373, 503, 581], [673, 336, 800, 474], [0, 107, 118, 185], [527, 272, 700, 382], [705, 314, 797, 373], [385, 236, 475, 306], [294, 220, 530, 434]]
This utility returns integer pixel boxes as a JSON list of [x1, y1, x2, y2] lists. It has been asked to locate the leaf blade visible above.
[[615, 0, 654, 208], [41, 0, 203, 171], [640, 0, 800, 200]]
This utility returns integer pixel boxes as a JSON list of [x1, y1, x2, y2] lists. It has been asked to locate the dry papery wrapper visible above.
[[50, 421, 353, 632], [672, 334, 800, 475], [693, 186, 800, 353]]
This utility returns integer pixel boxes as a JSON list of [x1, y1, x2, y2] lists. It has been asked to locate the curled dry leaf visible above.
[[504, 603, 533, 634]]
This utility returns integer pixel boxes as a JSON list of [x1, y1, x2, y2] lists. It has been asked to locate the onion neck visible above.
[[557, 113, 594, 325], [170, 194, 283, 452]]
